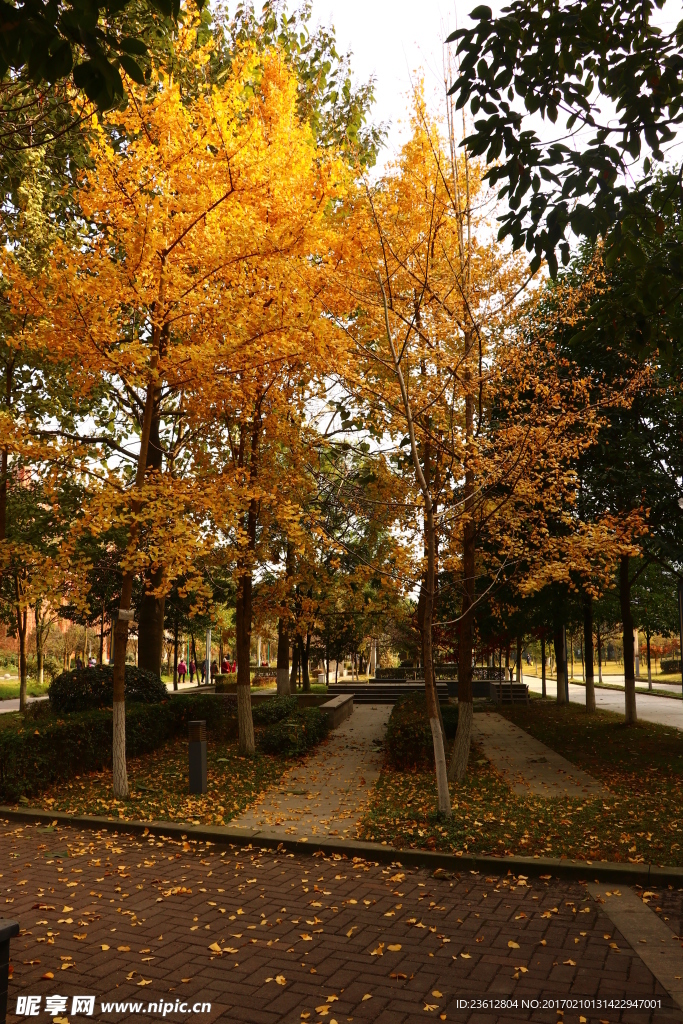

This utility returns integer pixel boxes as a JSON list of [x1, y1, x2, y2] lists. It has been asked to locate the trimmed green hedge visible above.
[[259, 707, 329, 756], [661, 659, 681, 674], [252, 695, 298, 726], [0, 694, 238, 802], [49, 665, 167, 713], [385, 692, 458, 768]]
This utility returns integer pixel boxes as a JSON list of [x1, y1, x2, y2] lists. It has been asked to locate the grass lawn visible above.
[[360, 698, 683, 865], [35, 736, 289, 827], [0, 681, 49, 701]]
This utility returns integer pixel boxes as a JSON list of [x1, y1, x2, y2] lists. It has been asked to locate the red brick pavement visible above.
[[2, 819, 682, 1024]]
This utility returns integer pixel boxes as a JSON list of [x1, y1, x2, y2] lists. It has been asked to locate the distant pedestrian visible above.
[[200, 661, 206, 684], [231, 659, 237, 674], [221, 656, 229, 673], [178, 659, 187, 684], [190, 659, 196, 683]]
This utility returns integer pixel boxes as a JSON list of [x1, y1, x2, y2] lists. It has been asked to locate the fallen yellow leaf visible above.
[[101, 944, 110, 951], [432, 991, 443, 998], [507, 941, 520, 949], [41, 972, 54, 980], [371, 943, 384, 956], [275, 975, 286, 986], [117, 946, 130, 952], [362, 995, 372, 1001], [137, 979, 152, 986], [461, 953, 471, 959], [387, 944, 402, 952], [564, 959, 576, 966]]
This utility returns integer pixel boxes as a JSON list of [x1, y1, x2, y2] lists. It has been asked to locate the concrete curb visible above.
[[2, 805, 683, 886]]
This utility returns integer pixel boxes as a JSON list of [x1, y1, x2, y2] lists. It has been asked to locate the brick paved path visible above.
[[3, 818, 682, 1024]]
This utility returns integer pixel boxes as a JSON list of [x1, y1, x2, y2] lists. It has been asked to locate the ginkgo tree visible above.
[[6, 35, 348, 793]]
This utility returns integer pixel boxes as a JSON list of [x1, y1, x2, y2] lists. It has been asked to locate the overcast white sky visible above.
[[226, 0, 683, 173], [225, 0, 474, 162]]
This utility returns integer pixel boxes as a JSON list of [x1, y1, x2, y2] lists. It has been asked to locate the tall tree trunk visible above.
[[554, 628, 566, 704], [235, 571, 255, 754], [0, 356, 14, 546], [277, 616, 290, 695], [597, 629, 603, 683], [112, 370, 158, 798], [619, 553, 637, 724], [647, 627, 652, 690], [137, 406, 166, 676], [15, 581, 27, 711], [99, 602, 105, 665], [541, 631, 546, 698], [173, 614, 178, 691], [450, 326, 475, 783], [380, 281, 450, 815], [290, 640, 300, 690], [583, 596, 595, 712], [301, 634, 311, 692]]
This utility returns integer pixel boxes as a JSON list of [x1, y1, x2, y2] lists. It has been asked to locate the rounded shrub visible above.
[[48, 664, 167, 713], [259, 706, 329, 756], [385, 691, 458, 768]]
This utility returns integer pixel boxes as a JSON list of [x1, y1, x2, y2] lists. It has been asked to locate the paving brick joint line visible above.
[[2, 818, 683, 1024]]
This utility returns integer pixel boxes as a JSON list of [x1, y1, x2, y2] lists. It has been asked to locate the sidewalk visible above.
[[472, 712, 607, 799], [4, 819, 682, 1023], [230, 705, 391, 840], [527, 677, 683, 731]]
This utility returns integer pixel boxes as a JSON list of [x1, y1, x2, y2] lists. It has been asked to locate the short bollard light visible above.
[[188, 720, 207, 794], [0, 919, 19, 1024]]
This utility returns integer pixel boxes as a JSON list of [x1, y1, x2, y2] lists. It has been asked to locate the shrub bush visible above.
[[385, 692, 458, 768], [661, 658, 681, 674], [259, 706, 329, 756], [252, 695, 298, 726], [49, 665, 167, 713], [0, 692, 239, 802]]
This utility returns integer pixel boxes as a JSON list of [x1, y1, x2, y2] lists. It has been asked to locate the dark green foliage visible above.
[[661, 659, 681, 675], [49, 664, 167, 712], [0, 693, 238, 801], [251, 695, 298, 726], [447, 0, 683, 331], [385, 693, 459, 768], [259, 707, 329, 757]]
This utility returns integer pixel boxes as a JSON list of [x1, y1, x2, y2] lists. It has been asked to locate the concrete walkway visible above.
[[472, 711, 607, 799], [0, 694, 48, 714], [230, 704, 392, 840], [527, 677, 683, 731], [588, 883, 683, 1010]]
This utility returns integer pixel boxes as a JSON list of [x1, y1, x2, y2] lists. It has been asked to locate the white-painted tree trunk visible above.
[[430, 718, 451, 814]]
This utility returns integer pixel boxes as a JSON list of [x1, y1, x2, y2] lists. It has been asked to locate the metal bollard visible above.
[[0, 919, 19, 1024], [188, 720, 207, 794]]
